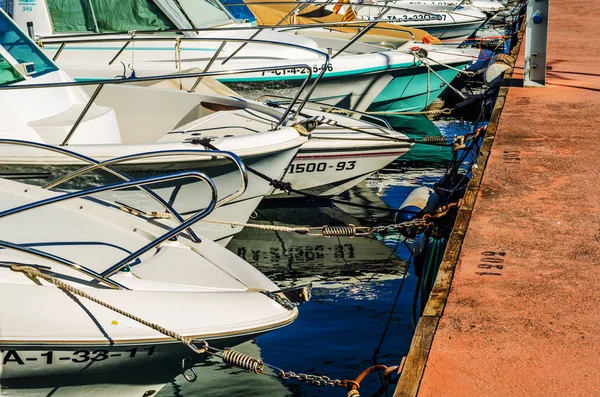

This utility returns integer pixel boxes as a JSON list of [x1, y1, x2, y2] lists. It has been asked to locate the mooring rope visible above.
[[200, 218, 310, 234], [9, 264, 209, 354], [10, 264, 399, 394]]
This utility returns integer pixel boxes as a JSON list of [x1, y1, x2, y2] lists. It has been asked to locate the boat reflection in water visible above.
[[227, 202, 406, 288]]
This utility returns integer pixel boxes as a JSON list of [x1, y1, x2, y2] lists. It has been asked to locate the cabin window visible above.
[[0, 54, 24, 85], [47, 0, 177, 33], [0, 13, 58, 76]]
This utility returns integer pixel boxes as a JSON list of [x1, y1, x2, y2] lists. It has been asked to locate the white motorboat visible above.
[[0, 11, 312, 245], [0, 8, 414, 210], [270, 109, 413, 197], [8, 0, 477, 113], [384, 0, 505, 15], [0, 174, 302, 380], [356, 4, 488, 44]]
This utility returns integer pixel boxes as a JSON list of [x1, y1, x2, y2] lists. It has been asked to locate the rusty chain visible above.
[[278, 371, 350, 388], [371, 218, 430, 234]]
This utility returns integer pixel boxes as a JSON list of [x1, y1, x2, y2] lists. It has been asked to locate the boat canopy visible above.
[[243, 0, 440, 44], [46, 0, 233, 33], [0, 11, 58, 77]]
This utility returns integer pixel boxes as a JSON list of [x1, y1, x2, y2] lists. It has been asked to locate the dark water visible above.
[[153, 116, 473, 397], [0, 115, 473, 397], [0, 101, 473, 397]]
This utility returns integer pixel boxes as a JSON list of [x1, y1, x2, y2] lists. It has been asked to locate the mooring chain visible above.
[[371, 218, 430, 234], [278, 371, 350, 388], [260, 291, 298, 311]]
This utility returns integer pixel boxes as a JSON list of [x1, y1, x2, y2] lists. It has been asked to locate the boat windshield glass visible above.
[[0, 53, 25, 86], [47, 0, 177, 32], [0, 11, 58, 77], [173, 0, 233, 27]]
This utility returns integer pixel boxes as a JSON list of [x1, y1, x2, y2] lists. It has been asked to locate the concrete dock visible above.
[[395, 1, 600, 395]]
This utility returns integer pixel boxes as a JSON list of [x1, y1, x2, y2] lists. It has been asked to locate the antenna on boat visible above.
[[26, 21, 34, 39]]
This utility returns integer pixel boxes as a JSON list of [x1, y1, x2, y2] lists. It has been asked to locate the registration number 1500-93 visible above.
[[287, 161, 356, 174]]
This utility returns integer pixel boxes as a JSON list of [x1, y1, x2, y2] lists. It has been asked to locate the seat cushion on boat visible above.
[[28, 103, 122, 145]]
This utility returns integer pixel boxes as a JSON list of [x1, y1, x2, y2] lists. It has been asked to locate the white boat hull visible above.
[[358, 7, 488, 44]]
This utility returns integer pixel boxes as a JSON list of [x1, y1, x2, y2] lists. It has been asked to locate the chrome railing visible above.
[[0, 61, 321, 142], [0, 170, 218, 290], [0, 139, 248, 244], [256, 94, 394, 130], [39, 36, 330, 122]]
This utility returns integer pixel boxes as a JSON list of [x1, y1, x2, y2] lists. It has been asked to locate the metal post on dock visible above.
[[524, 0, 549, 87]]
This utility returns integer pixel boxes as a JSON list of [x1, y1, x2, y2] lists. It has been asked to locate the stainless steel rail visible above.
[[0, 139, 247, 244], [35, 36, 330, 126], [0, 171, 218, 289], [0, 240, 126, 290], [45, 149, 248, 209], [256, 93, 395, 130], [0, 61, 319, 141]]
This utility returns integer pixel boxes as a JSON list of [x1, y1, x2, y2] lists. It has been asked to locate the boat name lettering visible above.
[[366, 14, 445, 21], [261, 64, 333, 76], [0, 346, 156, 365], [287, 161, 355, 174]]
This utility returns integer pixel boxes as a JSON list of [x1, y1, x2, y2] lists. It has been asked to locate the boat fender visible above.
[[484, 53, 515, 86], [396, 187, 440, 223], [484, 63, 511, 86]]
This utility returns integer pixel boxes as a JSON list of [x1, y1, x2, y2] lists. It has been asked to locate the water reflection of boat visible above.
[[383, 115, 453, 166], [227, 194, 406, 289], [1, 370, 174, 397], [157, 340, 290, 397]]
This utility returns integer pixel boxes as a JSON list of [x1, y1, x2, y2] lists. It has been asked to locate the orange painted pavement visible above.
[[416, 1, 600, 396]]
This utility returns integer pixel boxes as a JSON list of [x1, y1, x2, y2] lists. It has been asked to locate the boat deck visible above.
[[395, 1, 600, 395]]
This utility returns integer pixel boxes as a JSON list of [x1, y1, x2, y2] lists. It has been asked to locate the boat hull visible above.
[[0, 331, 273, 380], [368, 62, 469, 112], [272, 141, 410, 198], [0, 147, 299, 245]]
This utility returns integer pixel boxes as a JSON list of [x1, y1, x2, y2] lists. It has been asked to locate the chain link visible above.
[[278, 371, 348, 388], [371, 218, 429, 234], [260, 291, 297, 311]]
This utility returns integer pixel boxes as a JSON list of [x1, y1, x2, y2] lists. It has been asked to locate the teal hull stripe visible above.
[[45, 45, 219, 52]]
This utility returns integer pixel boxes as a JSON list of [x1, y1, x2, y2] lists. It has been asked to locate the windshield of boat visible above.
[[0, 52, 25, 86], [0, 10, 58, 77], [46, 0, 233, 33], [170, 0, 234, 28]]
